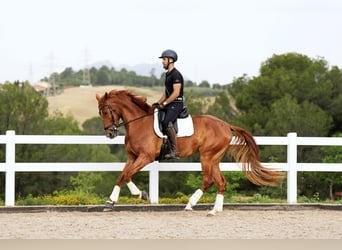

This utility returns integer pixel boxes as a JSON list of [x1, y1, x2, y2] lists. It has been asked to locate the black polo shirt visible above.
[[164, 68, 184, 98]]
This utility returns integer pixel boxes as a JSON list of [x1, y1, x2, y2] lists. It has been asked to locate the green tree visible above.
[[306, 133, 342, 200], [227, 74, 249, 98], [0, 82, 121, 198], [0, 83, 48, 135], [198, 80, 210, 88], [97, 66, 111, 85], [207, 90, 238, 122], [234, 53, 338, 137], [264, 94, 333, 137], [184, 89, 210, 115], [325, 66, 342, 133], [82, 117, 104, 135]]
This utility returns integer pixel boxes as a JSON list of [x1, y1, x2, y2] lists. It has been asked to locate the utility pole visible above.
[[28, 63, 34, 84], [83, 49, 91, 85], [48, 51, 57, 95]]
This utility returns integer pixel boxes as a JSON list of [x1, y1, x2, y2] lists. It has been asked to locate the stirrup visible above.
[[164, 151, 179, 160]]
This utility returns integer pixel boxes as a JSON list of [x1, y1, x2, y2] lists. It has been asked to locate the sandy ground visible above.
[[0, 209, 341, 239]]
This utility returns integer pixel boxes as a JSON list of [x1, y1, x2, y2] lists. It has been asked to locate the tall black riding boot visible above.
[[164, 122, 179, 160]]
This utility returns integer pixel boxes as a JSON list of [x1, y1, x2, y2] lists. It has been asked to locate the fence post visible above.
[[149, 161, 159, 204], [5, 130, 16, 206], [287, 132, 297, 204]]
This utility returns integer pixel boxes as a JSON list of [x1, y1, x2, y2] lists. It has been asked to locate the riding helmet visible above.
[[159, 49, 178, 62]]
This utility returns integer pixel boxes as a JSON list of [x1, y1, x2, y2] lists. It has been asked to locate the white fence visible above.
[[1, 130, 342, 206]]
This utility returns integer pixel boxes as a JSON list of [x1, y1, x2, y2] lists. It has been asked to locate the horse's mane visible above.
[[108, 90, 153, 113]]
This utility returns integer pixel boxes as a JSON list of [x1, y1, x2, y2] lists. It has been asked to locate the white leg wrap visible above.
[[189, 189, 203, 206], [109, 185, 121, 203], [127, 181, 142, 197], [213, 194, 224, 212], [185, 189, 203, 210], [208, 194, 224, 216]]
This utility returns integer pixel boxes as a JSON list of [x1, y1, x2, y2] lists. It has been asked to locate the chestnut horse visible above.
[[96, 90, 283, 215]]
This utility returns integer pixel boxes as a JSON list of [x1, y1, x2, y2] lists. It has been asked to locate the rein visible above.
[[99, 100, 156, 131], [119, 112, 156, 127]]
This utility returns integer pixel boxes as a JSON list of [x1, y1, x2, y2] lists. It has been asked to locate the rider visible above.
[[153, 49, 184, 160]]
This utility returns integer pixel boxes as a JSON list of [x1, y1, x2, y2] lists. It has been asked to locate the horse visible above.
[[96, 89, 284, 216]]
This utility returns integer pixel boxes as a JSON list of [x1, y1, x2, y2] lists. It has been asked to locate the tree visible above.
[[227, 74, 249, 98], [82, 117, 104, 135], [0, 82, 121, 198], [305, 133, 342, 200], [207, 90, 238, 122], [264, 94, 333, 137], [234, 53, 338, 137], [325, 66, 342, 133], [0, 83, 48, 135], [60, 67, 74, 80], [198, 80, 210, 88], [184, 89, 210, 115], [97, 66, 111, 85], [185, 80, 196, 87]]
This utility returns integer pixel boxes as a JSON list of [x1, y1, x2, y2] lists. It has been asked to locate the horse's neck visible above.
[[120, 104, 148, 124]]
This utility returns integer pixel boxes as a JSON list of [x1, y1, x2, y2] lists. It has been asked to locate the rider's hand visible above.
[[152, 102, 161, 109]]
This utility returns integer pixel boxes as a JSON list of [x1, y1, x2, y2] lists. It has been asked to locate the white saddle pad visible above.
[[153, 109, 194, 138]]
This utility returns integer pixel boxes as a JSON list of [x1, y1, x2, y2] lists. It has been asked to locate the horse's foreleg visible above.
[[107, 180, 142, 205], [108, 180, 140, 204], [108, 185, 121, 203], [107, 158, 135, 205], [108, 154, 153, 204], [185, 189, 204, 211]]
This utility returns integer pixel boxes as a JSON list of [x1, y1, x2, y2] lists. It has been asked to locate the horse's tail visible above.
[[228, 125, 284, 186]]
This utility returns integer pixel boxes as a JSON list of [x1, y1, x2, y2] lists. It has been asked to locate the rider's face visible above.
[[161, 57, 174, 69], [162, 57, 168, 69]]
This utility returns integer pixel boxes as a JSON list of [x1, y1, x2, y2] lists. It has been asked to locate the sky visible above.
[[1, 0, 342, 84]]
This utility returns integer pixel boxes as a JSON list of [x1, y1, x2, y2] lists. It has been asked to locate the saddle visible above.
[[158, 106, 189, 134], [154, 106, 194, 161], [153, 106, 194, 139]]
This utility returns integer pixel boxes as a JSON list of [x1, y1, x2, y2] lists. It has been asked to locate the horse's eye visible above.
[[103, 111, 108, 115]]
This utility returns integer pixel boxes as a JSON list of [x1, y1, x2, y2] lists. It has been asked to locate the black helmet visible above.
[[159, 49, 178, 62]]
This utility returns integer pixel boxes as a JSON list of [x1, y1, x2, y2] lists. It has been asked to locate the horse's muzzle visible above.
[[104, 126, 118, 139]]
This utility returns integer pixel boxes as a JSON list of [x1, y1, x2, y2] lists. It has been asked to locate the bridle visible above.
[[98, 100, 156, 134], [98, 100, 119, 130]]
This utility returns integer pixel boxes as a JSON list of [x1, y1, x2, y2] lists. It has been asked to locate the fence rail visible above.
[[1, 130, 341, 206]]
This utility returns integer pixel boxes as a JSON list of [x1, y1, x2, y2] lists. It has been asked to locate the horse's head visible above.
[[96, 92, 121, 139]]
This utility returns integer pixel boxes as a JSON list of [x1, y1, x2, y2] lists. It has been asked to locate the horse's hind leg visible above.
[[185, 156, 215, 211], [126, 181, 149, 200]]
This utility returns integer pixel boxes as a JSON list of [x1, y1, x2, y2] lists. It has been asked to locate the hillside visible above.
[[46, 85, 161, 127]]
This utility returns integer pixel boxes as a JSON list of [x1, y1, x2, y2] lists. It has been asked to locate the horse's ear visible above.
[[104, 92, 108, 99], [96, 93, 101, 101]]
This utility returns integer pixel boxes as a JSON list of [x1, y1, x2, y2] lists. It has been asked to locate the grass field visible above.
[[46, 85, 161, 127]]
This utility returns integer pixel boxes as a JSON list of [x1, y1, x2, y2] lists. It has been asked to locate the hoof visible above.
[[207, 209, 218, 217], [184, 202, 193, 211], [103, 201, 114, 212], [207, 210, 217, 217], [141, 190, 150, 201]]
